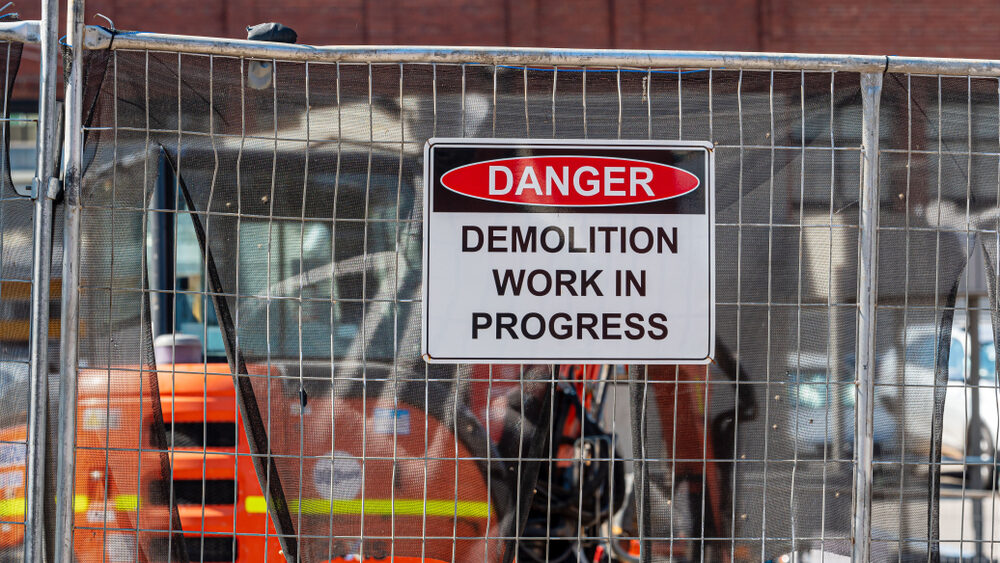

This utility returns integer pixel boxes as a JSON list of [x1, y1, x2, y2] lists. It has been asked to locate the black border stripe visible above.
[[423, 139, 714, 364]]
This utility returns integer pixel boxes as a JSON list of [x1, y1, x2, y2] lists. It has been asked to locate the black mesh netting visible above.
[[627, 72, 870, 562], [628, 72, 992, 562], [63, 45, 190, 563], [78, 51, 558, 562], [75, 45, 1000, 563]]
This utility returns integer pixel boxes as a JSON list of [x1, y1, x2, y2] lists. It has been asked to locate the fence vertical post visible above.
[[23, 0, 60, 558], [54, 0, 85, 560], [852, 70, 883, 563]]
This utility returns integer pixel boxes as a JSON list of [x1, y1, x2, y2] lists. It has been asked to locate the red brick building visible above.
[[10, 0, 1000, 100]]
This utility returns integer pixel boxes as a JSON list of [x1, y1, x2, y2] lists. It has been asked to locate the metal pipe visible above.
[[24, 190, 54, 563], [886, 56, 1000, 77], [0, 20, 41, 44], [83, 26, 889, 72], [53, 0, 85, 560], [23, 0, 60, 559], [79, 26, 1000, 77], [852, 71, 883, 563]]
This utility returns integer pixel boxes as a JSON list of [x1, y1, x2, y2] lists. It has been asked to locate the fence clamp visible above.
[[16, 176, 61, 199]]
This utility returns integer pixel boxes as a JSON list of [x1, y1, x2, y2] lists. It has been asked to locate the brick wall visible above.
[[9, 0, 1000, 100]]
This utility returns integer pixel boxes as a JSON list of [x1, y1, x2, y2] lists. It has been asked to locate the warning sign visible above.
[[422, 139, 714, 364]]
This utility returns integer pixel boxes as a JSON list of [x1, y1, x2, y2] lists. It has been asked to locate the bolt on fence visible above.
[[4, 0, 1000, 562]]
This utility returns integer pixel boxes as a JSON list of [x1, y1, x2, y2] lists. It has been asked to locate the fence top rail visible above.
[[80, 26, 1000, 77], [0, 20, 40, 44]]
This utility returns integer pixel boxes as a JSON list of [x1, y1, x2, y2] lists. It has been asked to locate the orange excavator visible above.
[[0, 355, 504, 562]]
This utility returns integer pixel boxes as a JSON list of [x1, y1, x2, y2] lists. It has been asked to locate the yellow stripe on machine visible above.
[[114, 494, 139, 511], [0, 494, 89, 517], [0, 498, 24, 517], [244, 496, 490, 518]]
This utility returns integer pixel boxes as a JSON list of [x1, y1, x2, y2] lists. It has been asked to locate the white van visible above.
[[942, 323, 999, 486]]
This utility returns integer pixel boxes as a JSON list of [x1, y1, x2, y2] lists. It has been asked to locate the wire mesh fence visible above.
[[64, 48, 885, 562], [7, 6, 1000, 563], [0, 34, 33, 562]]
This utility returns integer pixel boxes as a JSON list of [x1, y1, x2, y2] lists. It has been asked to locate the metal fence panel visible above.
[[0, 12, 63, 562], [874, 72, 1000, 561], [63, 50, 891, 562]]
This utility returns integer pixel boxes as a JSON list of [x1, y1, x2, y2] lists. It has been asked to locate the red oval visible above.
[[439, 155, 699, 207]]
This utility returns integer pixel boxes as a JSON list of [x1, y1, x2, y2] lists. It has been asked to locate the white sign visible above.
[[422, 139, 714, 364]]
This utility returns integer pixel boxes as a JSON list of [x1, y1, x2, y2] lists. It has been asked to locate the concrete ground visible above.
[[939, 491, 1000, 562]]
